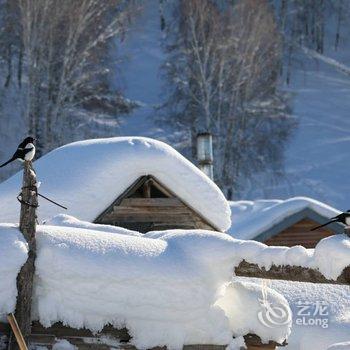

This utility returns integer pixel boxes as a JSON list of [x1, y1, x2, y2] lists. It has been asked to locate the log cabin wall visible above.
[[94, 176, 216, 233], [263, 218, 334, 248]]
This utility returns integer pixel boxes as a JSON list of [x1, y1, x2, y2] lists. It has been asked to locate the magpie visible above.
[[0, 137, 36, 168], [310, 210, 350, 231]]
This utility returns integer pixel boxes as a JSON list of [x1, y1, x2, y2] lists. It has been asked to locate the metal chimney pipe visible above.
[[197, 132, 213, 180]]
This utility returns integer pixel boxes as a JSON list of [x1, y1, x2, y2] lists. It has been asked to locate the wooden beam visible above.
[[9, 161, 38, 350], [235, 260, 350, 285], [119, 198, 183, 207], [143, 181, 151, 198], [7, 314, 27, 350]]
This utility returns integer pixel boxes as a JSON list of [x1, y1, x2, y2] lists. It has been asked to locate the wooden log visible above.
[[9, 161, 38, 350], [235, 260, 350, 285]]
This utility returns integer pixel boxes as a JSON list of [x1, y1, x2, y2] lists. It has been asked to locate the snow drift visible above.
[[1, 217, 349, 348], [0, 222, 293, 348], [0, 137, 231, 231], [0, 224, 27, 319]]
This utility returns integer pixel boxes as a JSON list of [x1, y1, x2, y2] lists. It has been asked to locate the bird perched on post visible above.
[[0, 137, 36, 168], [310, 210, 350, 231]]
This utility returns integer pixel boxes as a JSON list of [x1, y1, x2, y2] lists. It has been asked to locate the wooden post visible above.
[[9, 161, 38, 350]]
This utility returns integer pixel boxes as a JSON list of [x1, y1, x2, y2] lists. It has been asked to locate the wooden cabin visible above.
[[262, 217, 340, 248], [94, 175, 217, 232], [228, 198, 344, 248], [0, 136, 231, 232]]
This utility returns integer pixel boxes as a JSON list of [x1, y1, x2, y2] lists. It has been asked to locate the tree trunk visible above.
[[9, 161, 38, 350]]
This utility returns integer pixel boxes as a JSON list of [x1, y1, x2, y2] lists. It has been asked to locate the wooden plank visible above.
[[104, 213, 196, 223], [272, 228, 332, 235], [113, 206, 190, 214], [235, 260, 350, 285], [7, 314, 28, 350], [119, 198, 183, 207]]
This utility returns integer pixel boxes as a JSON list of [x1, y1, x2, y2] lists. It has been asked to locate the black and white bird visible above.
[[0, 137, 36, 168], [310, 210, 350, 231]]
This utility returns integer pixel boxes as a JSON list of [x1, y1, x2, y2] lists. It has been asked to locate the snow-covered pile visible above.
[[230, 233, 350, 280], [0, 224, 27, 318], [0, 137, 231, 231], [46, 214, 350, 280], [44, 214, 142, 237], [0, 223, 292, 348], [239, 277, 350, 350], [228, 197, 341, 240], [1, 217, 349, 348], [216, 281, 291, 344]]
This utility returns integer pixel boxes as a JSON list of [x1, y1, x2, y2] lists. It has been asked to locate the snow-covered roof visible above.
[[0, 137, 231, 231], [228, 197, 342, 240]]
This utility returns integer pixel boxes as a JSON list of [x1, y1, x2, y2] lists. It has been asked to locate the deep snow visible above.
[[1, 217, 349, 348], [0, 223, 293, 348], [240, 277, 350, 350]]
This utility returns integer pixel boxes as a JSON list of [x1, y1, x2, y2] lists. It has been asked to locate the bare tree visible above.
[[13, 0, 136, 155], [161, 0, 296, 198]]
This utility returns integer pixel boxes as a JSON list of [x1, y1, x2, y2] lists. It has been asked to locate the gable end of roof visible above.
[[254, 207, 344, 242]]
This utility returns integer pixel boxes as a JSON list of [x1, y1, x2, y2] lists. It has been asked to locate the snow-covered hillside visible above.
[[118, 1, 350, 210], [117, 0, 166, 139], [256, 56, 350, 210]]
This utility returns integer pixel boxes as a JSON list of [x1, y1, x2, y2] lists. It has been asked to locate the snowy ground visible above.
[[240, 277, 350, 350]]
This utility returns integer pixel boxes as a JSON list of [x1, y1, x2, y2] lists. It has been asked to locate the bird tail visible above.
[[310, 219, 336, 231], [0, 157, 15, 168]]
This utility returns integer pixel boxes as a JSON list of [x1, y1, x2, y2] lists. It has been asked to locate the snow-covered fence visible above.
[[233, 234, 350, 285], [235, 261, 350, 285]]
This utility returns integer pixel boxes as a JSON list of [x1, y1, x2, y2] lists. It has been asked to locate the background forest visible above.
[[0, 0, 349, 208]]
